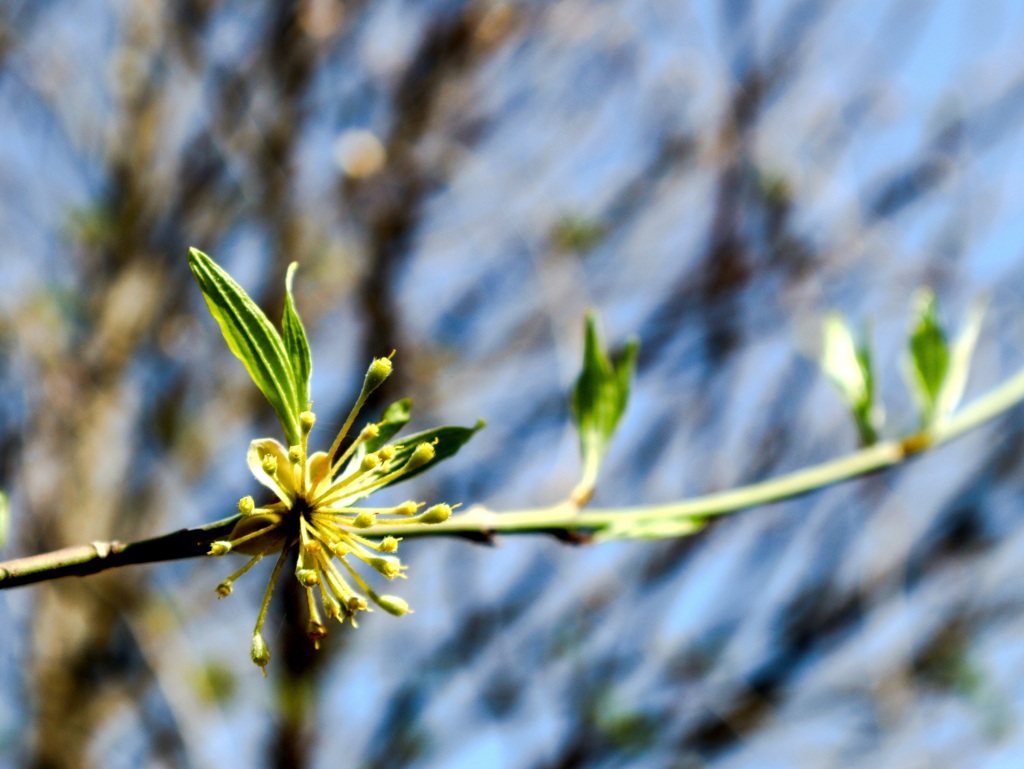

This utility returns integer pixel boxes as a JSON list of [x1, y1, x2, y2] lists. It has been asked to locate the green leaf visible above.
[[282, 263, 312, 413], [570, 313, 639, 504], [905, 288, 951, 428], [936, 298, 987, 421], [822, 313, 866, 404], [372, 420, 485, 494], [188, 248, 301, 445], [821, 312, 882, 445], [365, 399, 412, 453]]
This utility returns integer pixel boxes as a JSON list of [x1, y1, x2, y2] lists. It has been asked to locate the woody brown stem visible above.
[[0, 515, 239, 588]]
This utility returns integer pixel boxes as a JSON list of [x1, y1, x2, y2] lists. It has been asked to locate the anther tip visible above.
[[251, 632, 271, 671]]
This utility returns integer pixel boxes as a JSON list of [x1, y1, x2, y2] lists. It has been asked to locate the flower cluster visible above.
[[209, 357, 452, 674], [188, 249, 479, 673]]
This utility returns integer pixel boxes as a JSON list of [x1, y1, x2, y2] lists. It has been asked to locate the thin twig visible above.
[[2, 364, 1024, 589], [0, 516, 240, 588]]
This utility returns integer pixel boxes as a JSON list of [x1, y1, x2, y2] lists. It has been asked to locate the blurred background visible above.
[[3, 1, 1024, 767]]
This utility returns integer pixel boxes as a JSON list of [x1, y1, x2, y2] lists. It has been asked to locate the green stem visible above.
[[254, 547, 291, 636], [370, 436, 899, 540], [3, 365, 1024, 587], [375, 365, 1024, 540]]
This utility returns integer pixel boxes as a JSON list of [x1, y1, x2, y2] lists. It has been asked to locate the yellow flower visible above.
[[209, 356, 453, 674]]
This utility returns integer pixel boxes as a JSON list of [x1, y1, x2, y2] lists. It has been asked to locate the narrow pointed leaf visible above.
[[343, 399, 414, 477], [821, 313, 882, 445], [365, 399, 413, 453], [853, 337, 883, 444], [371, 420, 485, 493], [282, 262, 312, 413], [188, 248, 301, 445], [936, 297, 987, 421], [615, 340, 640, 412], [339, 397, 411, 475], [822, 313, 866, 404], [905, 288, 950, 428], [571, 313, 639, 502]]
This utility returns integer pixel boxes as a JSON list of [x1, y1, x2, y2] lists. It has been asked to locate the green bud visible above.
[[251, 632, 271, 674], [261, 454, 278, 475], [208, 541, 232, 556], [296, 568, 319, 587], [353, 511, 377, 528], [308, 620, 327, 643], [216, 580, 233, 598], [322, 592, 341, 620], [362, 357, 393, 396], [379, 536, 400, 553], [419, 503, 451, 524], [300, 411, 316, 433], [395, 501, 419, 516], [368, 556, 402, 579], [347, 596, 368, 613], [404, 442, 435, 471], [238, 496, 256, 515], [288, 445, 302, 464], [361, 453, 381, 472], [375, 594, 410, 616]]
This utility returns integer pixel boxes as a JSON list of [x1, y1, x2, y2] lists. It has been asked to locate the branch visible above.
[[3, 364, 1024, 589], [0, 516, 240, 588]]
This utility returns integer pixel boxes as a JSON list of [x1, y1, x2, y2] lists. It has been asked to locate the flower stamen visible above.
[[216, 552, 265, 598], [251, 547, 291, 676], [318, 357, 393, 485]]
